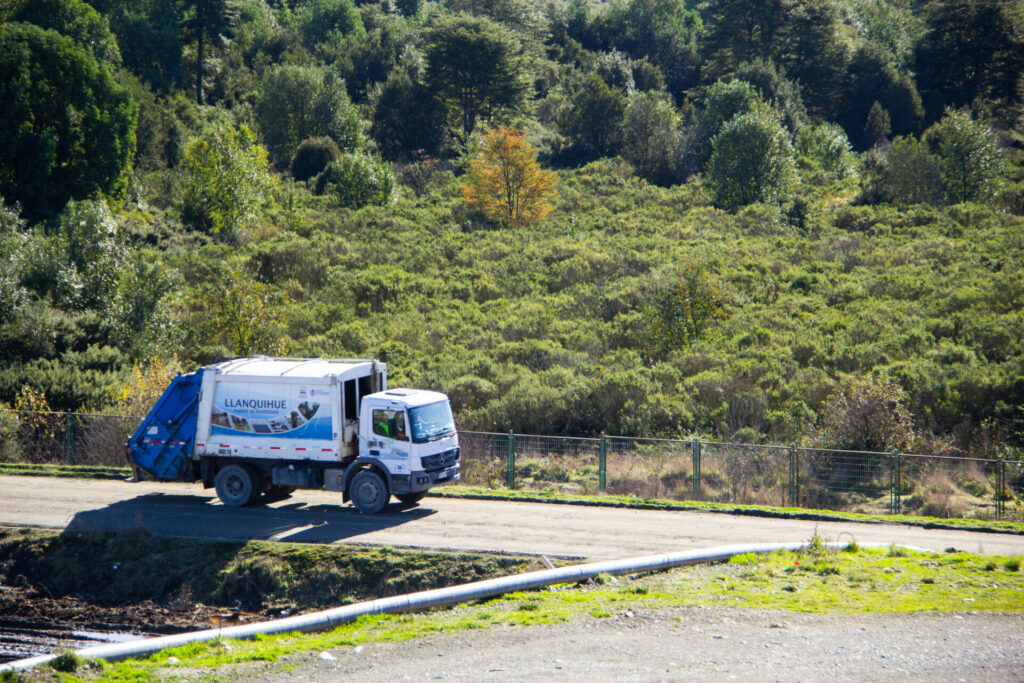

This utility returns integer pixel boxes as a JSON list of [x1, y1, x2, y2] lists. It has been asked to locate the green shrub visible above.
[[180, 121, 276, 238], [315, 154, 395, 209], [861, 135, 942, 206], [49, 651, 81, 673], [695, 79, 759, 170], [291, 137, 341, 182], [924, 108, 1005, 204], [796, 123, 857, 180], [708, 106, 796, 211]]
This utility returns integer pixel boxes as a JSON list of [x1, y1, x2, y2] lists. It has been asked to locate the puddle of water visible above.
[[1, 628, 150, 664]]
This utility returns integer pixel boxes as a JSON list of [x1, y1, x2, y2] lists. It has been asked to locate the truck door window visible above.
[[372, 409, 408, 441]]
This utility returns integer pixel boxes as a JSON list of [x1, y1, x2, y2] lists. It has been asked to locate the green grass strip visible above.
[[0, 462, 131, 480]]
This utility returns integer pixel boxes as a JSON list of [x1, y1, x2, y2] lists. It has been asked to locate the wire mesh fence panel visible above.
[[796, 448, 893, 514], [513, 434, 601, 494], [456, 431, 510, 488], [1004, 461, 1024, 522], [0, 411, 69, 464], [698, 442, 790, 506], [70, 413, 139, 467], [605, 437, 693, 500], [898, 454, 1009, 521]]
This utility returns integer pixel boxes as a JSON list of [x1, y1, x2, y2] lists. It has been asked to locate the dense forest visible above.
[[0, 0, 1022, 458]]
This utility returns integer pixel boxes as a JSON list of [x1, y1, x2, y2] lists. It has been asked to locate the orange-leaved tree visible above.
[[462, 127, 557, 229]]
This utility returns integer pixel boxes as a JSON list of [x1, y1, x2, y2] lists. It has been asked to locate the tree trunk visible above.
[[195, 3, 205, 105]]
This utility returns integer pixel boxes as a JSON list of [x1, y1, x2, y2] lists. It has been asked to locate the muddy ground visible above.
[[0, 583, 246, 663]]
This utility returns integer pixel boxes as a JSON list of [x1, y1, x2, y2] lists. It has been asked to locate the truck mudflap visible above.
[[127, 371, 202, 481]]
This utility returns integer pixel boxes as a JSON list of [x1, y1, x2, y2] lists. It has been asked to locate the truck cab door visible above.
[[364, 405, 412, 472]]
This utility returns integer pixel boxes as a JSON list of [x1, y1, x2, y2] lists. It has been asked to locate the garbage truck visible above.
[[127, 357, 460, 513]]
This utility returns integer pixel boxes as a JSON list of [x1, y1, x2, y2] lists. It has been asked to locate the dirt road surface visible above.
[[251, 608, 1024, 682], [2, 476, 1021, 558]]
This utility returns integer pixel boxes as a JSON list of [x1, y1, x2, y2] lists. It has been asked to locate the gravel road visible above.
[[2, 476, 1022, 558], [201, 608, 1024, 682]]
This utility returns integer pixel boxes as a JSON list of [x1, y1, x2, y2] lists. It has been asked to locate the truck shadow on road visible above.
[[64, 492, 437, 545]]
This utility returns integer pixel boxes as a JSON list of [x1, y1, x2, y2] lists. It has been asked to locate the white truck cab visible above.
[[354, 389, 460, 509]]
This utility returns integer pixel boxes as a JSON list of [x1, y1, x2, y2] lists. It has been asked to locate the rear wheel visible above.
[[350, 470, 389, 514], [215, 464, 260, 507], [396, 491, 427, 505]]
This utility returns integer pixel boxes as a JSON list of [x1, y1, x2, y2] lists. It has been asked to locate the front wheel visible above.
[[396, 491, 427, 505], [215, 464, 260, 507], [350, 470, 389, 514]]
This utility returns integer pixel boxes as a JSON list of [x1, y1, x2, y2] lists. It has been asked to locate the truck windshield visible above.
[[409, 401, 456, 443]]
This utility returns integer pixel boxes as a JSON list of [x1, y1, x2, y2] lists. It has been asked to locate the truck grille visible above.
[[422, 448, 459, 472]]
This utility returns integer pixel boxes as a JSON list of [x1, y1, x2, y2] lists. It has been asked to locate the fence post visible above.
[[599, 433, 607, 492], [788, 445, 797, 506], [890, 453, 895, 514], [64, 411, 74, 465], [892, 452, 901, 515], [506, 430, 516, 490], [997, 458, 1005, 519], [691, 439, 701, 495]]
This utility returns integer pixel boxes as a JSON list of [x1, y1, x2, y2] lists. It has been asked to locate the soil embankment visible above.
[[0, 527, 536, 663]]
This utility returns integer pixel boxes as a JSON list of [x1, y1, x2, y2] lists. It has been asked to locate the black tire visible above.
[[215, 464, 259, 507], [350, 470, 389, 514], [396, 491, 427, 505]]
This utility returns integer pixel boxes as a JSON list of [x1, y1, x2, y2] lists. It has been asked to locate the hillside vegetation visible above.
[[0, 0, 1022, 458]]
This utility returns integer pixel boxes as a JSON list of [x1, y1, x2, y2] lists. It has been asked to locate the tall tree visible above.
[[296, 0, 364, 50], [558, 71, 628, 160], [424, 14, 530, 142], [774, 0, 847, 118], [97, 0, 185, 93], [9, 0, 121, 64], [701, 0, 848, 117], [179, 0, 237, 105], [701, 0, 789, 76], [915, 0, 1024, 123], [255, 64, 363, 164], [0, 23, 136, 222], [444, 0, 548, 38], [371, 61, 446, 159], [841, 43, 924, 149], [594, 0, 702, 97]]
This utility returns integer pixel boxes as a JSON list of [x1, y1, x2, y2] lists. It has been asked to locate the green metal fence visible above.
[[1, 411, 1020, 521], [0, 410, 139, 467], [459, 431, 1023, 522]]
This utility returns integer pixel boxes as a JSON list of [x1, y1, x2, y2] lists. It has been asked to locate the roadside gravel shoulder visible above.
[[210, 607, 1024, 682]]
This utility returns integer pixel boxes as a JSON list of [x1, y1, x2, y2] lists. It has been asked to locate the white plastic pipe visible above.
[[0, 540, 883, 672]]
